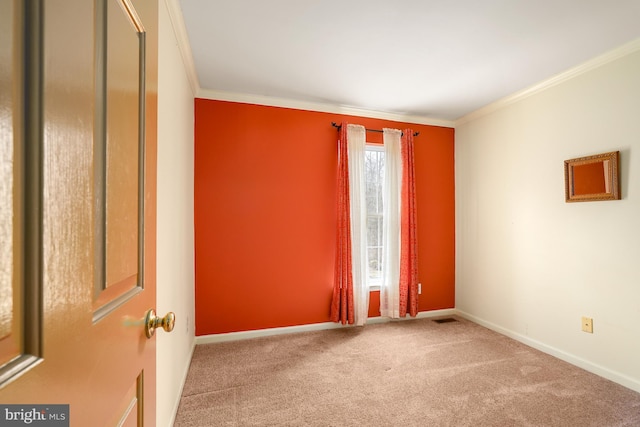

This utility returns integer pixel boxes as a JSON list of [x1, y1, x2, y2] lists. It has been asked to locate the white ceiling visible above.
[[179, 0, 640, 121]]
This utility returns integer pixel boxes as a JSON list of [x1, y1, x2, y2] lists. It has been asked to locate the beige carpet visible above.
[[174, 317, 640, 426]]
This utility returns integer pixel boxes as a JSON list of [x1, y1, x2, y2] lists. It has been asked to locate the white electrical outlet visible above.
[[418, 283, 422, 294]]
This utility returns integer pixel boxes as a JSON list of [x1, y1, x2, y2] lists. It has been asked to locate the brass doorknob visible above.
[[144, 309, 176, 338]]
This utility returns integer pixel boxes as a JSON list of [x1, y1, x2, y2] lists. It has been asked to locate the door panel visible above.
[[105, 0, 141, 293], [0, 0, 42, 386], [94, 0, 146, 318], [0, 0, 17, 366], [0, 0, 158, 425], [109, 376, 142, 427]]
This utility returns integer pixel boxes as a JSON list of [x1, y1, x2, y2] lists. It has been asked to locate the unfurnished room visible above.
[[1, 1, 640, 426]]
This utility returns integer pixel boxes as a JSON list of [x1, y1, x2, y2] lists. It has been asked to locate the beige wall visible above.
[[456, 46, 640, 392], [156, 0, 196, 425]]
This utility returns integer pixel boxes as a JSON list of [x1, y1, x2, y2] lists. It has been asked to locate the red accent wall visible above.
[[194, 99, 455, 335]]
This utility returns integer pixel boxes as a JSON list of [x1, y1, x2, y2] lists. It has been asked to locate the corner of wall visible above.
[[162, 0, 199, 96]]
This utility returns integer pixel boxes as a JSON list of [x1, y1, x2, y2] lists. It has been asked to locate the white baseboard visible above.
[[166, 338, 196, 427], [194, 308, 457, 345], [454, 309, 640, 394]]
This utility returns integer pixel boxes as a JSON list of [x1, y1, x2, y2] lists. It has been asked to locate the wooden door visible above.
[[0, 0, 161, 425]]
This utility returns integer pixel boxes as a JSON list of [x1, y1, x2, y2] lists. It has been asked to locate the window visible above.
[[365, 144, 384, 288]]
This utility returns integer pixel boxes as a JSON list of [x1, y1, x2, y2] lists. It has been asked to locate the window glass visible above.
[[365, 145, 384, 286]]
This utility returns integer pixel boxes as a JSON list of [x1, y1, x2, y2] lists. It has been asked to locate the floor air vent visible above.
[[432, 318, 458, 324]]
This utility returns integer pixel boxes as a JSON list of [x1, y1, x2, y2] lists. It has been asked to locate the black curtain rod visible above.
[[331, 122, 419, 137]]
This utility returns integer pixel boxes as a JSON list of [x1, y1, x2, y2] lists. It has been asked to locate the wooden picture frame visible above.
[[564, 151, 620, 202]]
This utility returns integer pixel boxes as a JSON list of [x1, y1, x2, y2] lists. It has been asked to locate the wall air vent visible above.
[[432, 318, 458, 324]]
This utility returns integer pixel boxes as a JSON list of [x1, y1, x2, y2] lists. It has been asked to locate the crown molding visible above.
[[197, 88, 456, 128], [163, 0, 199, 96], [455, 37, 640, 127]]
